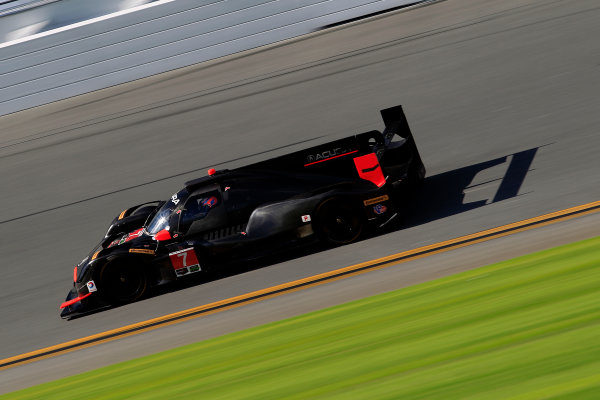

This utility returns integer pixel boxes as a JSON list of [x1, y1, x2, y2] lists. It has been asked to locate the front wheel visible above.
[[97, 259, 147, 304], [314, 198, 364, 245]]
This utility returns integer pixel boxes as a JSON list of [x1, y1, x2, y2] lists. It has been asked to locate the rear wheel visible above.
[[98, 259, 147, 304], [314, 198, 364, 245]]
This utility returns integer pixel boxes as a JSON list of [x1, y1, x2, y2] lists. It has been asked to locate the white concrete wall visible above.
[[0, 0, 421, 116], [0, 0, 153, 42]]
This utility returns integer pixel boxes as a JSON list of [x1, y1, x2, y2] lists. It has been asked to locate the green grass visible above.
[[5, 236, 600, 399]]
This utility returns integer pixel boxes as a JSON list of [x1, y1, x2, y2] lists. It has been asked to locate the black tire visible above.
[[97, 259, 147, 304], [314, 198, 364, 245]]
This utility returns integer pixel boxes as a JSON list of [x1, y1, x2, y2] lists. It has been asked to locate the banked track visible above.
[[1, 0, 600, 392]]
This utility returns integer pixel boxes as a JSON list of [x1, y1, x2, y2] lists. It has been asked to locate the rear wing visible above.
[[380, 105, 414, 144]]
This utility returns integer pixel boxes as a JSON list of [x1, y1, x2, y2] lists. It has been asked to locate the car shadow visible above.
[[69, 146, 541, 318], [403, 147, 539, 228]]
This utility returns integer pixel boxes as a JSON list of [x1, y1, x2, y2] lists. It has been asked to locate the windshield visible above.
[[146, 208, 174, 235], [146, 188, 189, 234]]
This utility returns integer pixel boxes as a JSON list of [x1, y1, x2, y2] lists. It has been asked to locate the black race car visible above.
[[60, 105, 425, 318]]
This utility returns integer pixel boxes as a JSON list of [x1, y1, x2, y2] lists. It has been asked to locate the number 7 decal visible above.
[[169, 248, 201, 276], [177, 252, 187, 267]]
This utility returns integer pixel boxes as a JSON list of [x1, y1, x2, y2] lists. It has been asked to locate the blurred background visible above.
[[1, 0, 600, 395], [0, 0, 155, 42]]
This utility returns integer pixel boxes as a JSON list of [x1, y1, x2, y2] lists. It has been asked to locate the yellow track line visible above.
[[2, 199, 600, 371]]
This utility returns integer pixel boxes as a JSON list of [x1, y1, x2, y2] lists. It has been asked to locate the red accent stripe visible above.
[[303, 150, 359, 167], [59, 292, 92, 309]]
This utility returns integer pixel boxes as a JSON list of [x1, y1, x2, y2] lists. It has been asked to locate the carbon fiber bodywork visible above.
[[60, 105, 425, 319]]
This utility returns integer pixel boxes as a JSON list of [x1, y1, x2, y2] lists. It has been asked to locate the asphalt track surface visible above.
[[1, 0, 600, 393]]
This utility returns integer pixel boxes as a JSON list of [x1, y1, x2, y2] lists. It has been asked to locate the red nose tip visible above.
[[154, 229, 172, 241], [208, 168, 216, 176]]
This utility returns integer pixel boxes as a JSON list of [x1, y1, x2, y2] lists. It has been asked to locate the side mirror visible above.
[[154, 229, 172, 242]]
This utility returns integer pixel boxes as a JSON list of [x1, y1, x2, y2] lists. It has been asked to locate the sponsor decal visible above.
[[301, 215, 312, 223], [124, 228, 144, 243], [111, 228, 145, 247], [91, 251, 101, 260], [86, 280, 97, 293], [240, 232, 247, 236], [363, 195, 390, 206], [169, 248, 201, 277], [225, 186, 230, 191], [203, 196, 218, 208], [176, 210, 182, 214], [304, 148, 358, 166], [129, 248, 156, 255], [373, 204, 388, 215], [171, 193, 180, 205], [175, 265, 202, 276], [118, 209, 127, 220]]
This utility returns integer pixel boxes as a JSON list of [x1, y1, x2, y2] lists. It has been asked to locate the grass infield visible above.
[[4, 236, 600, 399]]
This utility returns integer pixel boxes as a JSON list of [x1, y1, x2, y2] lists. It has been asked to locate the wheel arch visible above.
[[92, 254, 149, 304], [312, 196, 365, 245]]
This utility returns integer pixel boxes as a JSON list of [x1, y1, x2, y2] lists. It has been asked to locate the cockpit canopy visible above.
[[146, 188, 189, 235], [146, 186, 222, 235]]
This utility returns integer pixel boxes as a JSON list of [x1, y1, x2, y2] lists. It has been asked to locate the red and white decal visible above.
[[86, 280, 97, 292], [353, 153, 386, 187], [124, 228, 144, 243], [301, 215, 311, 223], [110, 228, 144, 247], [169, 248, 201, 277]]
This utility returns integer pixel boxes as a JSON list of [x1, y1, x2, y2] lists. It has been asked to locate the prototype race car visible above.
[[60, 105, 425, 318]]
